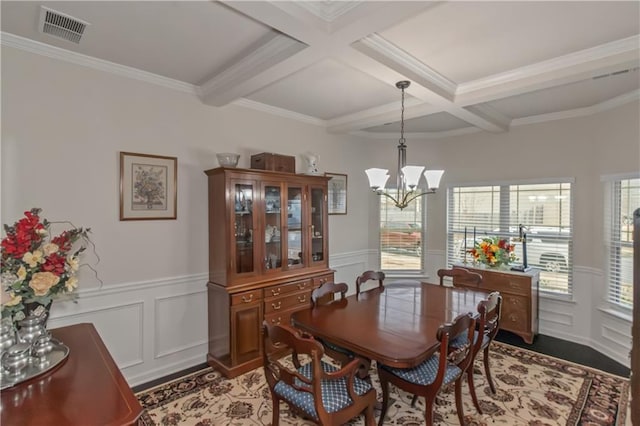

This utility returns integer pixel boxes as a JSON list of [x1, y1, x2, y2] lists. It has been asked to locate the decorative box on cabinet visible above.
[[205, 167, 333, 378], [453, 265, 539, 344]]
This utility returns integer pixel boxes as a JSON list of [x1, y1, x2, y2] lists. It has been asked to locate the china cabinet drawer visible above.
[[264, 310, 294, 327], [313, 273, 334, 287], [264, 279, 312, 299], [231, 290, 262, 306], [264, 291, 312, 314]]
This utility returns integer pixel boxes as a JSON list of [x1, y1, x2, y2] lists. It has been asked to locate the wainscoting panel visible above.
[[154, 290, 208, 359]]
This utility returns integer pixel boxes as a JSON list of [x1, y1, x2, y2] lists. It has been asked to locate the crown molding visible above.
[[1, 32, 197, 95], [232, 98, 326, 127], [457, 35, 640, 96]]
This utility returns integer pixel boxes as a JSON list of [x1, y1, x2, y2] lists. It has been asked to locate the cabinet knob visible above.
[[272, 301, 282, 310], [270, 317, 281, 325], [241, 294, 254, 303], [297, 295, 306, 303], [271, 288, 281, 296]]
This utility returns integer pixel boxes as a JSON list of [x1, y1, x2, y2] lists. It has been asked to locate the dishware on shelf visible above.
[[217, 153, 240, 168]]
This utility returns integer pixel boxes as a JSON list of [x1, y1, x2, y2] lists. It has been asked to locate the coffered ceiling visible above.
[[2, 1, 639, 138]]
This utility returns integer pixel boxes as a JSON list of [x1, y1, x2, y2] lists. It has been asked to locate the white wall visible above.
[[2, 45, 637, 385]]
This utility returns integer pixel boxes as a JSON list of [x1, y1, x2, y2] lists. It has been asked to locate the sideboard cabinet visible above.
[[453, 265, 539, 344], [205, 167, 333, 377]]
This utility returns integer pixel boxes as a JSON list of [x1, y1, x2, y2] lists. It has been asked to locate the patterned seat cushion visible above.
[[449, 330, 490, 349], [380, 354, 462, 386], [273, 360, 372, 419]]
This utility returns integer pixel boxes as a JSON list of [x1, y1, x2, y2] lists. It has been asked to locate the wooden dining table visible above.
[[291, 282, 488, 369]]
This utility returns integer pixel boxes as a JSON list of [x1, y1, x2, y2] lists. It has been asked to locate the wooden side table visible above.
[[1, 322, 142, 425]]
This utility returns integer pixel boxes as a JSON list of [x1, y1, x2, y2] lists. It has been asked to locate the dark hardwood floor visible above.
[[133, 331, 630, 393], [496, 330, 630, 377]]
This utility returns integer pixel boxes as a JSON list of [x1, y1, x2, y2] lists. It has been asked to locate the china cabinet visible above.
[[205, 167, 333, 377], [452, 265, 539, 344]]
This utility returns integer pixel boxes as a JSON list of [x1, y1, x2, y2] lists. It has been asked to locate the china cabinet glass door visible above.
[[285, 185, 305, 269], [263, 184, 283, 272], [310, 186, 326, 264], [232, 181, 255, 276]]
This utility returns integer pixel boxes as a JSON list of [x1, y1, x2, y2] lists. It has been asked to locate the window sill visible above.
[[597, 306, 632, 323]]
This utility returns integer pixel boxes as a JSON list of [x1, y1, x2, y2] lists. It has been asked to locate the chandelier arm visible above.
[[403, 189, 436, 205]]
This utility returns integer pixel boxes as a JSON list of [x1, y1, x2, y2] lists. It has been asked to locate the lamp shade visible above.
[[401, 166, 425, 188], [424, 169, 444, 190], [365, 168, 390, 189]]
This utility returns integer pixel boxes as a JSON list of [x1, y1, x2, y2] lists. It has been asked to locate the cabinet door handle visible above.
[[241, 294, 253, 303], [272, 301, 282, 310], [270, 317, 281, 325], [271, 288, 281, 296], [273, 342, 283, 348], [297, 283, 307, 290], [297, 295, 306, 303]]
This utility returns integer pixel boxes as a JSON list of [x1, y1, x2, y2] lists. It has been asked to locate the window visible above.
[[447, 182, 573, 295], [605, 177, 639, 309], [379, 191, 424, 272]]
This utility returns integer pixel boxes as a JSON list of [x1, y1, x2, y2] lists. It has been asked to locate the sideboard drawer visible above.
[[501, 295, 531, 332], [478, 272, 530, 296], [264, 291, 312, 314], [231, 289, 263, 306]]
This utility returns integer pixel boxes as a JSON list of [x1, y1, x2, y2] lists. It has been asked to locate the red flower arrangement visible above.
[[1, 208, 91, 326], [469, 236, 517, 267]]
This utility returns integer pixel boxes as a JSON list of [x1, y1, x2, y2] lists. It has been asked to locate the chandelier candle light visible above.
[[365, 80, 444, 210]]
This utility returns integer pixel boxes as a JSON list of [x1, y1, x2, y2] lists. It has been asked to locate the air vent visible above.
[[593, 67, 639, 80], [38, 6, 89, 44]]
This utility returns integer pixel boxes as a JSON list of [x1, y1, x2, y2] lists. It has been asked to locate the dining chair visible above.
[[476, 291, 502, 394], [311, 282, 364, 373], [355, 270, 385, 298], [446, 290, 502, 415], [376, 313, 476, 426], [437, 267, 482, 287], [262, 322, 377, 426]]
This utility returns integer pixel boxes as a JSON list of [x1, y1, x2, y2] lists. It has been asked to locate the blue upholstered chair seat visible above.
[[273, 360, 372, 420], [320, 339, 354, 356], [380, 354, 462, 386], [449, 330, 490, 349]]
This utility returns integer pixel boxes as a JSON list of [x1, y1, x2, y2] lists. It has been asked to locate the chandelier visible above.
[[365, 80, 444, 210]]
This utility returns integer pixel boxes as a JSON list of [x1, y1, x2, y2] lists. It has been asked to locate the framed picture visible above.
[[326, 172, 347, 215], [120, 152, 177, 220]]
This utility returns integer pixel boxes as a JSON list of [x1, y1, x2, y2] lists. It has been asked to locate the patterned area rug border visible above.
[[136, 341, 630, 425]]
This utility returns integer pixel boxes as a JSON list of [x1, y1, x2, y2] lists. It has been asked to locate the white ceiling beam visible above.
[[455, 35, 640, 106], [199, 34, 309, 106], [211, 0, 441, 107], [327, 98, 441, 134], [353, 34, 510, 132]]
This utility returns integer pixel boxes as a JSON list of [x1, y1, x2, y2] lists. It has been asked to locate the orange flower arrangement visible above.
[[469, 236, 517, 267]]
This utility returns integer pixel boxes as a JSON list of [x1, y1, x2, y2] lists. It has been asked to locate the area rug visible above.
[[136, 342, 629, 425]]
